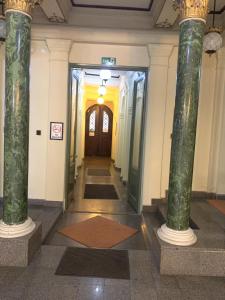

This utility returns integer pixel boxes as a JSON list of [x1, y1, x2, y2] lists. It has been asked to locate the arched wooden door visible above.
[[85, 104, 113, 157]]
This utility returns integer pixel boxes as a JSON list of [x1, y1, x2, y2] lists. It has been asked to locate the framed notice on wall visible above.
[[50, 122, 64, 140]]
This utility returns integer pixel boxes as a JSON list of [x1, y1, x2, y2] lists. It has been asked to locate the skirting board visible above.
[[143, 192, 225, 212], [158, 191, 225, 202], [0, 198, 63, 207]]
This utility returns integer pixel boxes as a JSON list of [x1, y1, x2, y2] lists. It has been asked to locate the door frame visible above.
[[64, 69, 79, 209], [128, 74, 148, 213], [65, 63, 148, 212]]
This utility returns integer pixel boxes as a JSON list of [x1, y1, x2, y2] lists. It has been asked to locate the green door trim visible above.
[[128, 74, 148, 213], [64, 69, 79, 210]]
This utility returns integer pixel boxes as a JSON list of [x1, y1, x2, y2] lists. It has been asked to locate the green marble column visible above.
[[3, 11, 31, 225], [166, 19, 205, 231]]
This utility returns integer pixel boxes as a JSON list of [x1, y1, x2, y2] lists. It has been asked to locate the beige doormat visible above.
[[58, 216, 138, 248]]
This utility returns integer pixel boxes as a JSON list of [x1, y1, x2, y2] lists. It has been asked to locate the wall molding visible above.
[[153, 191, 225, 204]]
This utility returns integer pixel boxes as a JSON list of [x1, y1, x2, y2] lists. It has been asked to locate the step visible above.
[[143, 202, 225, 277]]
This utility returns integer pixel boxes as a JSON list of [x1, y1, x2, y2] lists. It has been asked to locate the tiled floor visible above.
[[44, 212, 150, 250], [68, 157, 135, 214], [1, 158, 225, 299], [1, 245, 225, 299]]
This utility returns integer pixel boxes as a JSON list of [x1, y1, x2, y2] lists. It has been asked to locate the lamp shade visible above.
[[97, 97, 104, 105], [203, 31, 222, 54], [98, 85, 106, 96]]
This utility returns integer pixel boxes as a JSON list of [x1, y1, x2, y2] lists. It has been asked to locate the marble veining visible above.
[[167, 20, 205, 231], [3, 12, 31, 225]]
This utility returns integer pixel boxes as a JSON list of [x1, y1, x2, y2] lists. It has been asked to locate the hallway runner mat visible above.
[[55, 247, 130, 279], [58, 216, 138, 248], [208, 200, 225, 216], [87, 168, 111, 176], [84, 184, 119, 199]]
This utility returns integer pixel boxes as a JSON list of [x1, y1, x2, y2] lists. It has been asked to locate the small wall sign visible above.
[[50, 122, 64, 140], [101, 57, 117, 66]]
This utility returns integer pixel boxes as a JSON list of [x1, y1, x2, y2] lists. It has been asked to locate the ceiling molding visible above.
[[71, 0, 154, 12]]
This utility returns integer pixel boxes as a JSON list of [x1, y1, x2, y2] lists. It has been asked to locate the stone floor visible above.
[[68, 157, 135, 215], [44, 212, 150, 250], [0, 158, 225, 299], [0, 245, 225, 300]]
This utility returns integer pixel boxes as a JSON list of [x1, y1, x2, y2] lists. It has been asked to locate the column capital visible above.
[[5, 0, 41, 18], [175, 0, 209, 24], [46, 39, 72, 61], [147, 44, 174, 66]]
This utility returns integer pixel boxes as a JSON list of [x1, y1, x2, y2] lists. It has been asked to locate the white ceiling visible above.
[[34, 0, 225, 31]]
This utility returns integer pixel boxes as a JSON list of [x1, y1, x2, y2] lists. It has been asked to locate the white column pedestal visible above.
[[0, 217, 36, 238], [157, 224, 197, 246]]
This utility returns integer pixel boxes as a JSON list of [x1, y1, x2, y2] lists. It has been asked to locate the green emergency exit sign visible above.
[[101, 57, 117, 66]]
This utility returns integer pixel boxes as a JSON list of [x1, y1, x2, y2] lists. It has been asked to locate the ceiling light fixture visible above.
[[203, 0, 223, 55], [98, 85, 106, 96], [0, 1, 6, 43], [97, 97, 104, 105]]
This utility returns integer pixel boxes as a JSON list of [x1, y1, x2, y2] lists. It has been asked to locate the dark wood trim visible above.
[[209, 5, 225, 14], [71, 0, 154, 12]]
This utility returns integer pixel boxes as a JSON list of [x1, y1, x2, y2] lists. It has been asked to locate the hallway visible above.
[[45, 157, 149, 250], [68, 157, 135, 214], [1, 1, 225, 299]]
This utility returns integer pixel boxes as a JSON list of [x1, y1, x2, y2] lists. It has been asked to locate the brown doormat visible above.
[[58, 216, 138, 248], [55, 247, 130, 279], [88, 168, 111, 176], [84, 184, 119, 199], [208, 200, 225, 216]]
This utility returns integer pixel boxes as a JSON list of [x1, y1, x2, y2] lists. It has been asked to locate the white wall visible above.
[[192, 54, 216, 191], [207, 48, 225, 195], [28, 41, 49, 200], [69, 43, 149, 67], [115, 72, 136, 183], [0, 24, 224, 207]]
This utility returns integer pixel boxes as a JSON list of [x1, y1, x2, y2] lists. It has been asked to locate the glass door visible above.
[[65, 73, 79, 209], [128, 74, 146, 212]]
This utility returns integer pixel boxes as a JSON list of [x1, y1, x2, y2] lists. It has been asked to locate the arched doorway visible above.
[[85, 104, 113, 157]]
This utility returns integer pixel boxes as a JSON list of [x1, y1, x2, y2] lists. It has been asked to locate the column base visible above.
[[157, 224, 197, 246], [0, 221, 42, 266], [0, 217, 36, 238]]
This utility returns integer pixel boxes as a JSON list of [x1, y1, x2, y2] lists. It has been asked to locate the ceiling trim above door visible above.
[[71, 0, 154, 12]]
